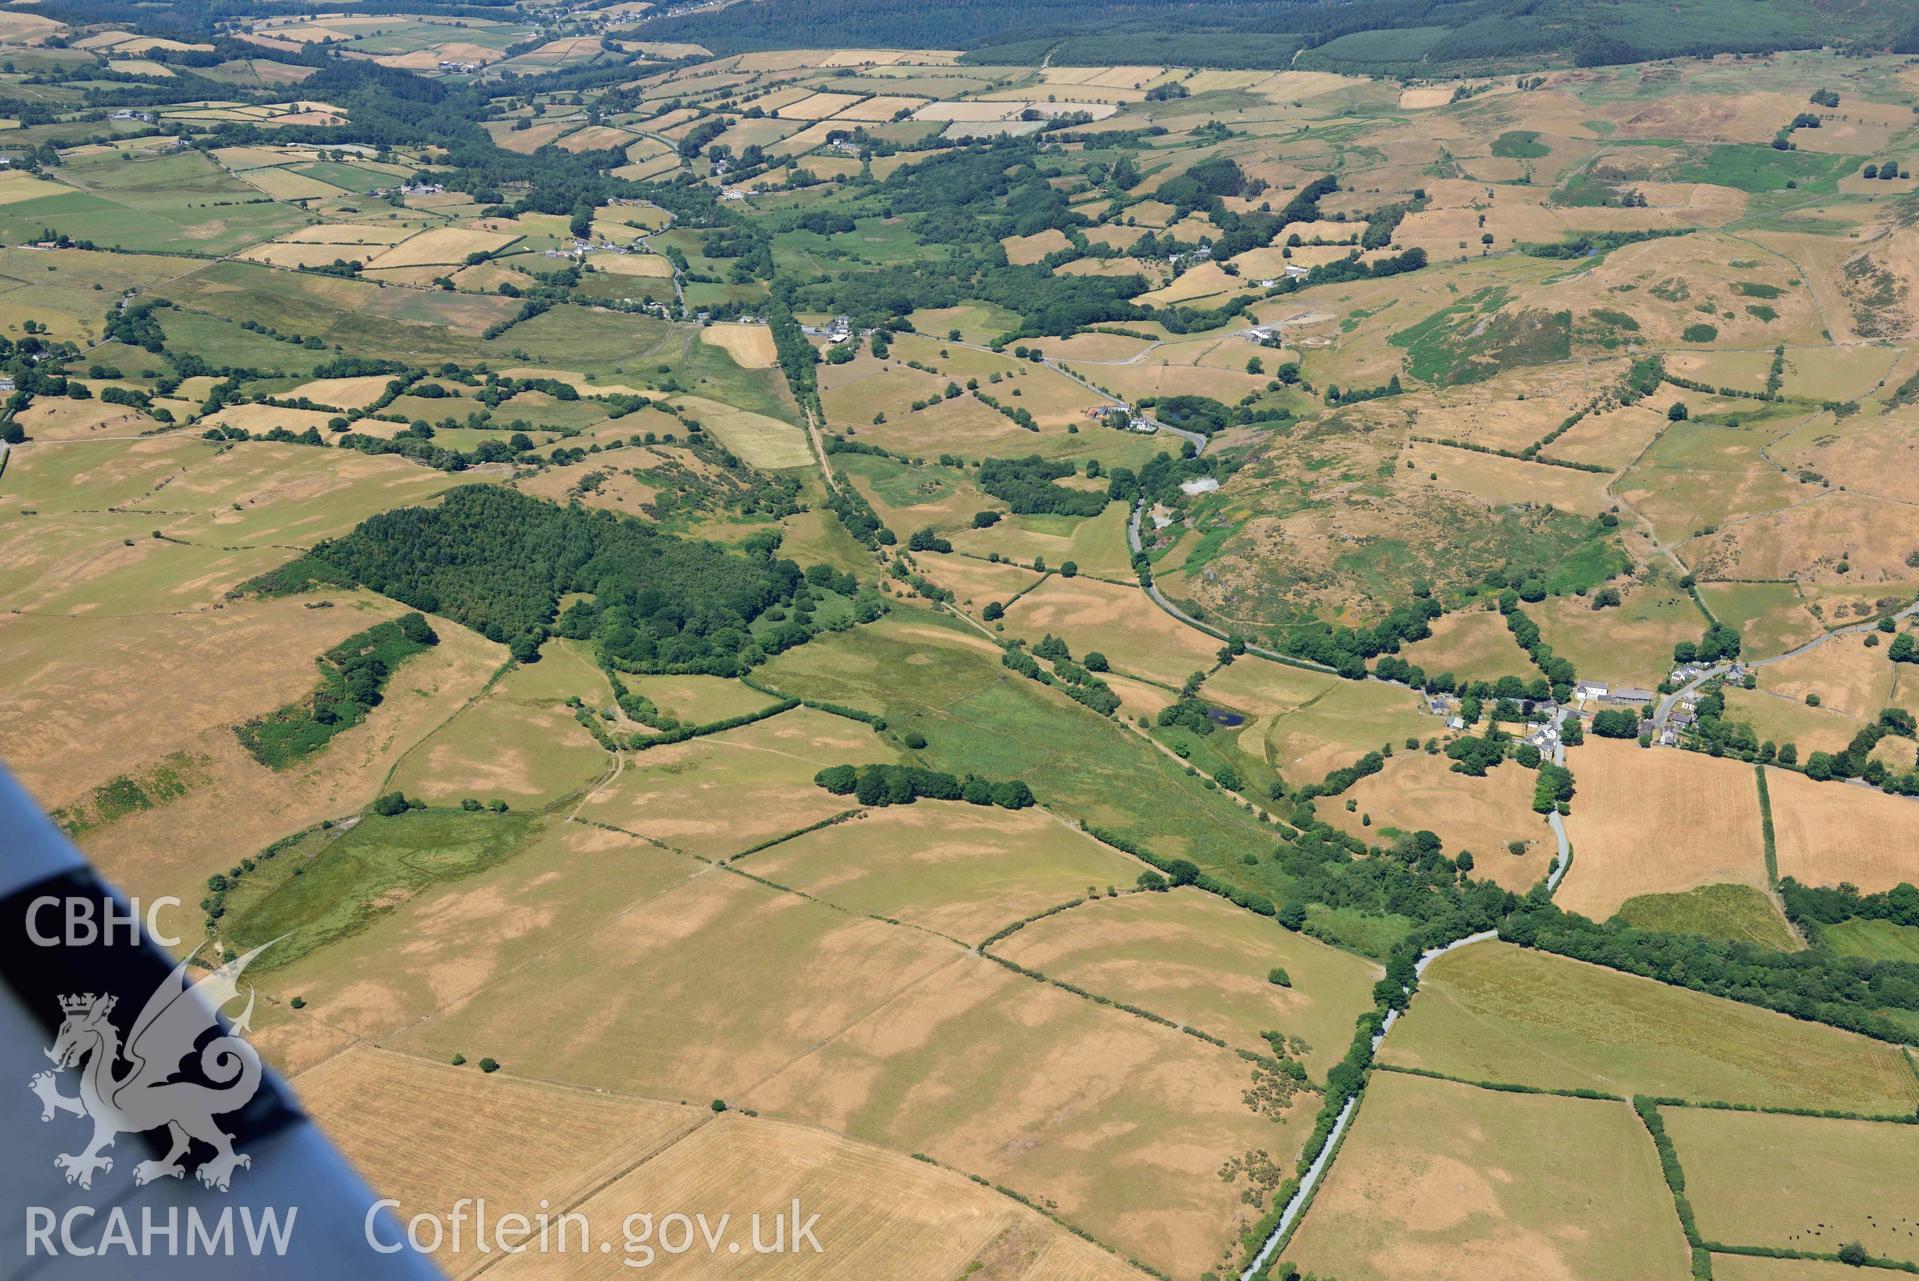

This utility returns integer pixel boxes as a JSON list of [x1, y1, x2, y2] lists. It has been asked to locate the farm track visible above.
[[943, 334, 1212, 451]]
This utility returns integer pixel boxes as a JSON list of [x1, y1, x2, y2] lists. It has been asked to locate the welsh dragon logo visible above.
[[30, 943, 270, 1192]]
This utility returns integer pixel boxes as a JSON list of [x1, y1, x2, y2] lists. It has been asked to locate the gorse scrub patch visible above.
[[237, 614, 439, 769], [1391, 290, 1571, 387], [52, 751, 208, 836], [1490, 130, 1550, 159]]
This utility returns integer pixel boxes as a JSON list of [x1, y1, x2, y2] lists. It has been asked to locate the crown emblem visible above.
[[58, 993, 113, 1017]]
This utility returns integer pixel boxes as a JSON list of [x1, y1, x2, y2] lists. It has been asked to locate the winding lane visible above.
[[1236, 929, 1500, 1281]]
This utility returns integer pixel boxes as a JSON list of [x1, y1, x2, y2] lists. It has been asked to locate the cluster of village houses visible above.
[[1406, 657, 1749, 754]]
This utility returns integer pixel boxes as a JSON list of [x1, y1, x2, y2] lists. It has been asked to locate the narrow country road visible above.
[[1653, 597, 1919, 733], [1125, 498, 1341, 676], [1237, 929, 1500, 1280]]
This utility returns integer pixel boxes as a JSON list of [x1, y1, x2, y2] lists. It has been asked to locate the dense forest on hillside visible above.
[[640, 0, 1916, 73], [27, 0, 520, 40], [252, 487, 826, 676]]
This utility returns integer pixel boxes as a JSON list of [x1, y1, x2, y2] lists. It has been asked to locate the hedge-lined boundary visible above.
[[740, 673, 889, 729], [978, 948, 1243, 1055], [629, 696, 801, 751], [1645, 1093, 1919, 1126], [1755, 765, 1778, 885], [1634, 1097, 1711, 1281], [1371, 1062, 1623, 1102], [1706, 1243, 1919, 1273], [725, 808, 862, 862]]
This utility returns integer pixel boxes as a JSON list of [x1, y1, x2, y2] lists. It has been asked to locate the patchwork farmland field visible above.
[[1662, 1108, 1919, 1261], [1283, 1071, 1691, 1281], [1557, 741, 1770, 919], [1380, 942, 1919, 1114], [4, 10, 1919, 1279], [991, 886, 1381, 1066]]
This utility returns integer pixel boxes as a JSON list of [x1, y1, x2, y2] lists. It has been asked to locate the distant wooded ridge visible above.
[[639, 0, 1919, 74]]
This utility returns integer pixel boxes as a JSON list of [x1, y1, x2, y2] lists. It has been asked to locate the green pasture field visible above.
[[223, 808, 537, 971], [1819, 917, 1919, 963], [161, 258, 375, 331], [833, 450, 985, 532], [495, 391, 618, 433], [949, 505, 1137, 579], [1151, 711, 1286, 804], [0, 244, 199, 314], [1491, 130, 1550, 159], [1380, 941, 1919, 1113], [758, 607, 1286, 897], [1304, 902, 1419, 959], [160, 309, 337, 374], [773, 216, 945, 273], [1697, 581, 1826, 660], [1671, 143, 1853, 194], [1615, 883, 1800, 950], [0, 175, 309, 256], [291, 160, 404, 192], [511, 310, 796, 420]]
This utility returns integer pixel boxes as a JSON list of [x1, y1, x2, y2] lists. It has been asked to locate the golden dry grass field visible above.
[[991, 886, 1380, 1065], [1662, 1107, 1919, 1262], [1324, 752, 1554, 892], [1765, 765, 1919, 892], [742, 800, 1143, 943], [1283, 1071, 1691, 1281], [1000, 573, 1221, 687], [1397, 608, 1535, 683], [1557, 741, 1770, 919], [485, 1112, 1146, 1281]]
